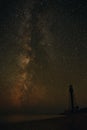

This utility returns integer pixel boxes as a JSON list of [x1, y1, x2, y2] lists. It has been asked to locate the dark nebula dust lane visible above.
[[0, 0, 87, 114]]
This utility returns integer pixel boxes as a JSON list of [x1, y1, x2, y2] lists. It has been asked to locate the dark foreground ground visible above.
[[0, 113, 87, 130]]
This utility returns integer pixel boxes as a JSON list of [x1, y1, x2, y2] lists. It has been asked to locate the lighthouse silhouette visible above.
[[69, 85, 74, 112]]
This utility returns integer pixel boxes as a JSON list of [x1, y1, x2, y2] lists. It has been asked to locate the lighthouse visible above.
[[69, 85, 74, 112]]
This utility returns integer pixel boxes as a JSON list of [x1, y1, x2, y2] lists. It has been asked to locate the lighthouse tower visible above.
[[69, 85, 74, 112]]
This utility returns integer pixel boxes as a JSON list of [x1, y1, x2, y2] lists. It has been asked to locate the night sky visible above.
[[0, 0, 87, 114]]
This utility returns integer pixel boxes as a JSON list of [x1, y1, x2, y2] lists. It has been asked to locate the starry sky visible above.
[[0, 0, 87, 114]]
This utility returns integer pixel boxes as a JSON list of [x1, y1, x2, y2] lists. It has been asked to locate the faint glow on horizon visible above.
[[10, 85, 23, 107]]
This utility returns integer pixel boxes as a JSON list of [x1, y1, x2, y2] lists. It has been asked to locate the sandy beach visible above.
[[0, 113, 87, 130]]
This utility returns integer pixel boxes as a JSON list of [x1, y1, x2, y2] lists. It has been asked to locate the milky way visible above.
[[8, 0, 50, 109]]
